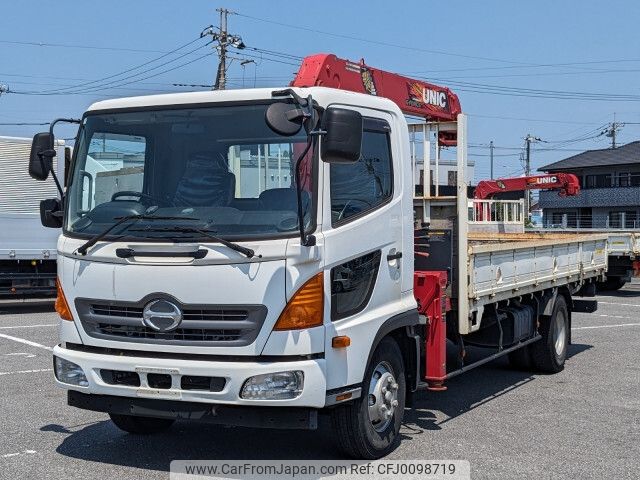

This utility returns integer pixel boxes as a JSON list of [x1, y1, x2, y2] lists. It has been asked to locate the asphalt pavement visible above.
[[0, 284, 638, 480]]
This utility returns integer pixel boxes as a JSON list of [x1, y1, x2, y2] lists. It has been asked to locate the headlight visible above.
[[240, 371, 304, 400], [54, 356, 88, 387]]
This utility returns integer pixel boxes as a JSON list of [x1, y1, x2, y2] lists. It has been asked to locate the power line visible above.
[[234, 12, 539, 66], [467, 112, 601, 125], [421, 77, 640, 101], [229, 48, 300, 67], [0, 39, 167, 54], [9, 41, 213, 96], [0, 121, 49, 126], [9, 36, 208, 95], [407, 58, 640, 75]]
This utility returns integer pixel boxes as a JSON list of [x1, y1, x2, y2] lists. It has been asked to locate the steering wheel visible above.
[[111, 191, 172, 206], [337, 199, 373, 221]]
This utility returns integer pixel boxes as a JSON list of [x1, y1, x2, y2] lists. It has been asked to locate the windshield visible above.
[[66, 103, 314, 241]]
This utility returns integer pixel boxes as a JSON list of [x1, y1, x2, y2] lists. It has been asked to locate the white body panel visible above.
[[0, 136, 64, 260], [469, 235, 607, 312]]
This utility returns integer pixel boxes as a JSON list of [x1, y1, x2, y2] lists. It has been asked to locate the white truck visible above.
[[0, 136, 65, 300], [29, 56, 608, 458]]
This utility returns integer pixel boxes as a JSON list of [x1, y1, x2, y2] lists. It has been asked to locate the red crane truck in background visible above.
[[474, 173, 581, 200], [32, 53, 607, 459]]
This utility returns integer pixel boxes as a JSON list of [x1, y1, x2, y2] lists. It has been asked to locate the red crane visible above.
[[291, 53, 462, 146], [473, 173, 581, 200]]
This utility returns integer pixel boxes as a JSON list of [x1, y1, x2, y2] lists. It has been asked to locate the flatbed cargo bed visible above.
[[466, 232, 608, 311]]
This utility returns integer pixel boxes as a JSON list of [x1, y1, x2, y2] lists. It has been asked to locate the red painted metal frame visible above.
[[414, 270, 450, 391], [291, 53, 462, 146]]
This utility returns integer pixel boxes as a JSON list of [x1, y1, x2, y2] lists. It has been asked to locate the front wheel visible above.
[[331, 337, 406, 459], [109, 414, 175, 434], [530, 295, 569, 373]]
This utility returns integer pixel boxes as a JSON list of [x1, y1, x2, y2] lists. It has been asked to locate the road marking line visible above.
[[4, 352, 36, 358], [598, 301, 640, 307], [572, 323, 640, 330], [0, 333, 53, 351], [0, 368, 53, 376], [0, 324, 57, 330], [1, 450, 37, 458], [597, 313, 635, 320]]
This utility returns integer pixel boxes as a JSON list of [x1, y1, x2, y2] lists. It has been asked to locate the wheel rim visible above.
[[553, 310, 567, 357], [367, 361, 399, 432]]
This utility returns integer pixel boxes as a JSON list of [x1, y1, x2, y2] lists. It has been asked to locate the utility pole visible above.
[[524, 134, 541, 215], [489, 140, 494, 179], [201, 8, 245, 90], [604, 115, 623, 149]]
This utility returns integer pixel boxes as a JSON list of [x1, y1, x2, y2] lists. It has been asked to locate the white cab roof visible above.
[[86, 87, 402, 117]]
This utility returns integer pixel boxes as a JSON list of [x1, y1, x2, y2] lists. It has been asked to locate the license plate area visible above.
[[135, 366, 182, 399]]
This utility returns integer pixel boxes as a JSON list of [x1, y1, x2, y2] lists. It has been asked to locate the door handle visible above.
[[387, 251, 403, 261]]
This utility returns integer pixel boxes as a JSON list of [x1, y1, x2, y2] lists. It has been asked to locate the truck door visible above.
[[322, 110, 405, 389]]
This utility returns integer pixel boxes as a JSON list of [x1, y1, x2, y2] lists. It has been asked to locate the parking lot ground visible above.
[[0, 285, 638, 480]]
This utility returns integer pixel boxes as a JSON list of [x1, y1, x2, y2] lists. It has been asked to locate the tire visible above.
[[530, 295, 569, 373], [597, 277, 627, 291], [331, 337, 406, 459], [109, 414, 175, 434], [507, 345, 532, 370]]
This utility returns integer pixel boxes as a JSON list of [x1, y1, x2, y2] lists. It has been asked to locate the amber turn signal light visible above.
[[273, 273, 324, 331], [331, 336, 351, 348], [55, 278, 74, 321]]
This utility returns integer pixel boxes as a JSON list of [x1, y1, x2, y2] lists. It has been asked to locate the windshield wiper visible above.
[[129, 226, 258, 259], [76, 214, 197, 256]]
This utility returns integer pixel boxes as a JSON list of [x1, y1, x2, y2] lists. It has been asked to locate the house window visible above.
[[609, 211, 637, 229], [448, 170, 457, 186], [584, 173, 612, 189], [551, 212, 564, 226], [550, 211, 577, 227], [618, 172, 631, 187]]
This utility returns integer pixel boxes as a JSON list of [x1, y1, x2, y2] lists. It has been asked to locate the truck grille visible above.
[[75, 298, 267, 347], [96, 323, 242, 342]]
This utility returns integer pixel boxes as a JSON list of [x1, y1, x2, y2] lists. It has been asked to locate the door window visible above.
[[330, 123, 393, 225]]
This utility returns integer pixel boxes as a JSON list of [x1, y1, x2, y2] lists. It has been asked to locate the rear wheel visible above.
[[530, 295, 569, 373], [597, 277, 627, 291], [109, 414, 175, 434], [331, 337, 406, 459]]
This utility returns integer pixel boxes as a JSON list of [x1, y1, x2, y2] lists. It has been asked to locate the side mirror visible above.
[[40, 198, 63, 228], [265, 102, 304, 136], [320, 108, 363, 164], [29, 132, 55, 181]]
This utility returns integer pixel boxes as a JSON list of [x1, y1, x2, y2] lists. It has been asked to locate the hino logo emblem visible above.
[[142, 299, 183, 332]]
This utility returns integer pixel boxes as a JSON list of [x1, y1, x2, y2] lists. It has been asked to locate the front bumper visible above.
[[53, 344, 327, 408], [68, 391, 318, 430]]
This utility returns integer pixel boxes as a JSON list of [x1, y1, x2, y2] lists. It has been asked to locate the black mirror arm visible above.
[[46, 118, 81, 197]]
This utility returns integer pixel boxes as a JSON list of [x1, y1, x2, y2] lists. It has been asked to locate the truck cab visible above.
[[33, 87, 418, 458]]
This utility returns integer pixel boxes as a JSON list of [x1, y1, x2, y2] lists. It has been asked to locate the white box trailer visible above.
[[0, 136, 65, 299]]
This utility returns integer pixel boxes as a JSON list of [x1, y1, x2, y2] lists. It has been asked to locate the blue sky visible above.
[[1, 0, 639, 180]]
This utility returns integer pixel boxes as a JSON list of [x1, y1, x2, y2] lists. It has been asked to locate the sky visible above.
[[1, 0, 640, 181]]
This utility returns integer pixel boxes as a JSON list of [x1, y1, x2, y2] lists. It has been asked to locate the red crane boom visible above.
[[291, 53, 462, 146], [473, 173, 581, 200]]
